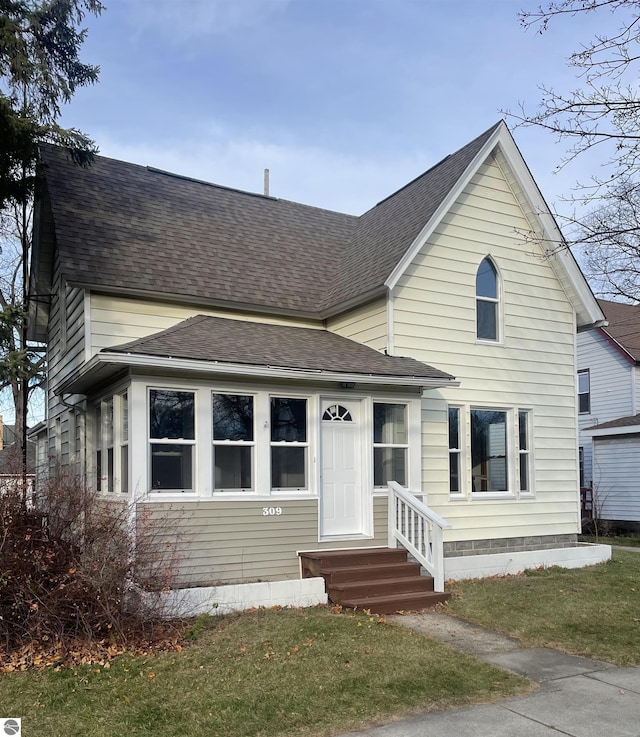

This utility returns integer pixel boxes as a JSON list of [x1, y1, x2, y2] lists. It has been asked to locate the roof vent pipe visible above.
[[264, 168, 270, 197]]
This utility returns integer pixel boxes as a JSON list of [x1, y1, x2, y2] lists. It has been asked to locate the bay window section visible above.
[[149, 389, 195, 493], [270, 398, 307, 490], [212, 393, 254, 492], [373, 403, 407, 487], [471, 409, 508, 493]]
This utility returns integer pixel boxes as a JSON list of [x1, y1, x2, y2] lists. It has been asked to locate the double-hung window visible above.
[[518, 410, 530, 493], [373, 403, 407, 486], [578, 370, 590, 414], [212, 393, 254, 492], [149, 389, 195, 492], [448, 407, 462, 494], [270, 397, 307, 490]]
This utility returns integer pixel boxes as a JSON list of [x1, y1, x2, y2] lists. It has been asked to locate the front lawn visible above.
[[0, 607, 529, 737], [446, 550, 640, 665]]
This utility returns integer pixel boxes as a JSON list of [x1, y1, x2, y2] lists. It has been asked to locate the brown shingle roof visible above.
[[109, 315, 454, 381], [38, 123, 501, 316], [598, 299, 640, 362]]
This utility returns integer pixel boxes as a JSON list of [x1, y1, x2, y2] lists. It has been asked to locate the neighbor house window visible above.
[[213, 393, 254, 491], [579, 446, 585, 488], [476, 257, 499, 341], [270, 397, 307, 490], [373, 403, 407, 486], [448, 406, 462, 494], [149, 389, 195, 492], [578, 370, 590, 414], [518, 410, 530, 493], [471, 409, 507, 492]]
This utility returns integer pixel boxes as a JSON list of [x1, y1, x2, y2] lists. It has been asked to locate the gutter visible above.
[[53, 352, 460, 395]]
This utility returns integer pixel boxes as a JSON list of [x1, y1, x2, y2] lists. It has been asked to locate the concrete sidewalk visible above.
[[337, 613, 640, 737]]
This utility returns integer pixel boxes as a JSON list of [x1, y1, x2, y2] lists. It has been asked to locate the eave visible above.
[[54, 352, 460, 396]]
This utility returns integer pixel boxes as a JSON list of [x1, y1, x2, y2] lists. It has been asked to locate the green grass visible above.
[[0, 607, 529, 737], [579, 534, 640, 548], [446, 550, 640, 666]]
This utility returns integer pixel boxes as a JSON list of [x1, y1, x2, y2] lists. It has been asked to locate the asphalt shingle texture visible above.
[[109, 315, 454, 381], [39, 122, 501, 315], [598, 299, 640, 362]]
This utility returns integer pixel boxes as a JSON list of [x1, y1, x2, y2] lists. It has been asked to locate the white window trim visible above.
[[148, 387, 197, 495], [577, 369, 591, 415], [448, 405, 465, 498], [470, 406, 513, 499], [475, 256, 504, 346], [212, 391, 256, 494], [372, 398, 421, 492], [517, 409, 535, 498]]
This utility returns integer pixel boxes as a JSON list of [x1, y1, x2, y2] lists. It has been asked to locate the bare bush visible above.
[[0, 470, 186, 661]]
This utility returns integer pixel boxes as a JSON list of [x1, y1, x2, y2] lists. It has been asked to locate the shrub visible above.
[[0, 471, 184, 656]]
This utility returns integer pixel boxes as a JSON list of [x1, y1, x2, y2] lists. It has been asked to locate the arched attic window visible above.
[[476, 257, 500, 342]]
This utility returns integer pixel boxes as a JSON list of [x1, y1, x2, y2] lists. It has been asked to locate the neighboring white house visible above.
[[28, 121, 609, 613], [578, 299, 640, 527]]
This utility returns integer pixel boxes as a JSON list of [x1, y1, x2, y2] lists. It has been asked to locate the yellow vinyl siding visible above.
[[141, 496, 388, 586], [89, 294, 322, 355], [393, 152, 579, 542], [326, 298, 387, 351]]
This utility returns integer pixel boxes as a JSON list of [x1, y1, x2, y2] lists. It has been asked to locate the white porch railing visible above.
[[387, 481, 452, 592]]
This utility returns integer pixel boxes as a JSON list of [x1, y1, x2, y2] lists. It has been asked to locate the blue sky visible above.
[[59, 0, 613, 218]]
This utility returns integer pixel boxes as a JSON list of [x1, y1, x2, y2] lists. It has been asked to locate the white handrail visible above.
[[387, 481, 451, 592]]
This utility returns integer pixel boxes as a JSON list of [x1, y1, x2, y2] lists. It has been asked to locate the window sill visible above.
[[475, 339, 505, 348], [470, 492, 517, 501], [142, 492, 318, 503]]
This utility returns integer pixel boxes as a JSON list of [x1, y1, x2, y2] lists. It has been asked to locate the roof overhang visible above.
[[583, 423, 640, 438], [54, 352, 460, 396], [384, 121, 605, 330]]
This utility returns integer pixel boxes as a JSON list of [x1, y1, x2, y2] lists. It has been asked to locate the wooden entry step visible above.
[[299, 547, 450, 615]]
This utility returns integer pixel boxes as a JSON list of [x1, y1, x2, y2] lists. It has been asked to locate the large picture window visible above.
[[149, 389, 195, 492], [373, 403, 407, 486], [471, 409, 508, 492], [270, 398, 307, 490], [212, 393, 254, 491]]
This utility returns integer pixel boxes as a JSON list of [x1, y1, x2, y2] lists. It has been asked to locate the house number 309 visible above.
[[262, 507, 283, 516]]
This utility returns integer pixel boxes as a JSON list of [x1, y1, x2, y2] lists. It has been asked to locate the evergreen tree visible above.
[[0, 0, 103, 485]]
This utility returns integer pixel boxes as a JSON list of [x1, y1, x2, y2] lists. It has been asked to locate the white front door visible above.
[[320, 399, 365, 537]]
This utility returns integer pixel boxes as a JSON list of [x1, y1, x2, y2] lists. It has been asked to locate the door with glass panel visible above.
[[320, 399, 364, 537]]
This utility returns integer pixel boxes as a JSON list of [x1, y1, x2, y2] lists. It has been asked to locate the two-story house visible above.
[[28, 121, 609, 615], [578, 299, 640, 527]]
